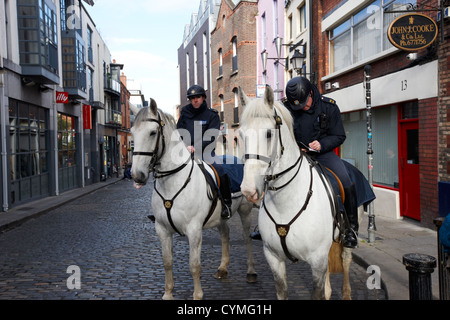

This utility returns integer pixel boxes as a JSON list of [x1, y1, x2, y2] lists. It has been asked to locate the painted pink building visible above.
[[256, 0, 286, 100]]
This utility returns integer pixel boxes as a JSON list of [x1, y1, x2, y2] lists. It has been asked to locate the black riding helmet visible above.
[[285, 77, 312, 110], [187, 85, 207, 99]]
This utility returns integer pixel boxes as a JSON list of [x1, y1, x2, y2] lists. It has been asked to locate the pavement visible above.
[[0, 177, 445, 300]]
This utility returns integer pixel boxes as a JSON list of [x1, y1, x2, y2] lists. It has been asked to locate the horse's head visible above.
[[130, 99, 166, 189], [239, 85, 295, 203]]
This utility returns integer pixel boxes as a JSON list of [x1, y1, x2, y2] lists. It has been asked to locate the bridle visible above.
[[243, 108, 285, 167], [132, 111, 166, 171]]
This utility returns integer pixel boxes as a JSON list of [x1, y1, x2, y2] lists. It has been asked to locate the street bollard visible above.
[[403, 253, 437, 300]]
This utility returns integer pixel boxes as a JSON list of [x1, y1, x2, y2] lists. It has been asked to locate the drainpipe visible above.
[[0, 60, 8, 211], [309, 0, 314, 84]]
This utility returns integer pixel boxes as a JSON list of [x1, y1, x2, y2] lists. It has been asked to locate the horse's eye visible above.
[[150, 130, 157, 137], [266, 130, 272, 139]]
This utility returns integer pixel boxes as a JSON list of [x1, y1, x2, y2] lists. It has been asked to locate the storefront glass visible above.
[[341, 105, 399, 188], [8, 99, 49, 205], [58, 112, 78, 192]]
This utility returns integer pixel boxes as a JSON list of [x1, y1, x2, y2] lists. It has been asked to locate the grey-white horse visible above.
[[239, 86, 354, 300], [130, 99, 256, 300]]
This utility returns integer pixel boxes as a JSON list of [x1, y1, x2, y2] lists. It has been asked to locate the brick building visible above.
[[210, 0, 258, 156], [313, 0, 447, 227]]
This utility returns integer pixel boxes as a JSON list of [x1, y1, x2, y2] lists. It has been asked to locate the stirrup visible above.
[[221, 205, 231, 220]]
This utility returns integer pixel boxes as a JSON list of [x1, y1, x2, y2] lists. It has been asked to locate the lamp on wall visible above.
[[261, 37, 308, 75]]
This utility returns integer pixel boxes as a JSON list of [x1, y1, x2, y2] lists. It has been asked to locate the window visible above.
[[87, 26, 93, 64], [17, 0, 58, 74], [329, 0, 415, 73], [9, 99, 49, 203], [194, 44, 198, 84], [273, 0, 278, 37], [233, 88, 239, 124], [232, 37, 238, 72], [186, 52, 190, 88], [203, 33, 208, 90], [218, 48, 223, 76], [288, 15, 293, 40], [341, 106, 399, 187], [219, 95, 224, 122], [298, 4, 306, 34], [58, 112, 78, 191]]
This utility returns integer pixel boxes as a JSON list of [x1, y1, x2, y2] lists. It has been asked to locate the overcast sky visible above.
[[86, 0, 201, 114]]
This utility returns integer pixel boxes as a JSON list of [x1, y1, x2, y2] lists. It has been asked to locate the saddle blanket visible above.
[[322, 160, 376, 211], [208, 155, 244, 193]]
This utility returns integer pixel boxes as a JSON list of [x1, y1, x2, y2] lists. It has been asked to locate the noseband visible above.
[[132, 111, 166, 170]]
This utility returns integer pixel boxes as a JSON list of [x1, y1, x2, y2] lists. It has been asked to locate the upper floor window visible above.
[[298, 4, 307, 34], [329, 0, 415, 73], [17, 0, 58, 74], [218, 48, 223, 76], [232, 37, 238, 72]]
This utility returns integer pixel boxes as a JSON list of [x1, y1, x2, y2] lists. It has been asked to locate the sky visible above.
[[85, 0, 201, 114]]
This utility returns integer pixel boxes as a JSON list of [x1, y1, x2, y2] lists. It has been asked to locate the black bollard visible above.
[[403, 253, 437, 300]]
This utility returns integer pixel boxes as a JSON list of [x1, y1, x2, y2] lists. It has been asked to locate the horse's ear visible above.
[[129, 103, 140, 115], [239, 86, 250, 108], [264, 85, 274, 108], [149, 98, 158, 114]]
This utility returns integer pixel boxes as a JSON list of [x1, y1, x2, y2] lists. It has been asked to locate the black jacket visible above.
[[283, 84, 346, 154], [177, 101, 221, 159]]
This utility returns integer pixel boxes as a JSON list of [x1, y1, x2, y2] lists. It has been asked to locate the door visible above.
[[400, 121, 420, 220]]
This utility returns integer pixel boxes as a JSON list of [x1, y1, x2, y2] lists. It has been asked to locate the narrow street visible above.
[[0, 179, 385, 300]]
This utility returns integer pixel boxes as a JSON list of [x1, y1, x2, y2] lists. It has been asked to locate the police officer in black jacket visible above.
[[177, 85, 232, 219], [283, 77, 359, 248]]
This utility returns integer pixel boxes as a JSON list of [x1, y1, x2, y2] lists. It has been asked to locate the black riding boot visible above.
[[343, 183, 359, 248], [219, 174, 232, 219]]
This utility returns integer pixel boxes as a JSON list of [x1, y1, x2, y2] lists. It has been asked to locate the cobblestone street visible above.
[[0, 179, 386, 300]]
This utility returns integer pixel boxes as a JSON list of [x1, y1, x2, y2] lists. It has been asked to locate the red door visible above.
[[399, 121, 420, 220]]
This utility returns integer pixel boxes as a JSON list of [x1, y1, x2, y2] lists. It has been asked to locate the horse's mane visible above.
[[241, 99, 295, 140], [134, 107, 177, 131]]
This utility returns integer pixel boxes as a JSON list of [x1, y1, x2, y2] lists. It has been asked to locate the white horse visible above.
[[239, 85, 353, 300], [130, 99, 256, 300]]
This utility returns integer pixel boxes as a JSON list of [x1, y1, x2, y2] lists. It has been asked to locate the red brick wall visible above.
[[420, 97, 439, 227], [211, 0, 257, 127]]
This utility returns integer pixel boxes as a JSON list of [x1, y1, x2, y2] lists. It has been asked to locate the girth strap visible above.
[[262, 159, 314, 263]]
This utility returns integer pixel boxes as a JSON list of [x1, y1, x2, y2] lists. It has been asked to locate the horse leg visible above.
[[325, 269, 332, 300], [342, 247, 353, 300], [214, 221, 230, 279], [264, 247, 288, 300], [188, 232, 204, 300], [310, 256, 329, 300], [156, 224, 175, 300], [238, 204, 257, 283]]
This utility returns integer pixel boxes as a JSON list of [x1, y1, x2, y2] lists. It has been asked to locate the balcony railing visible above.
[[105, 77, 121, 95]]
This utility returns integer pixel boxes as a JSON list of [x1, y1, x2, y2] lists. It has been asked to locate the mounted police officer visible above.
[[177, 84, 232, 219], [282, 77, 359, 248]]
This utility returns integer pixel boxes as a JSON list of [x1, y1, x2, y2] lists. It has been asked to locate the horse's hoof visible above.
[[214, 269, 228, 279], [246, 273, 257, 283]]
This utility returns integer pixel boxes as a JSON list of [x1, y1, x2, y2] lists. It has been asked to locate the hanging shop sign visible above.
[[387, 13, 438, 51], [83, 104, 92, 130], [56, 91, 69, 103]]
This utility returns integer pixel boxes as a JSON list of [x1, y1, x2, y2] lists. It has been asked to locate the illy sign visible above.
[[56, 91, 69, 104]]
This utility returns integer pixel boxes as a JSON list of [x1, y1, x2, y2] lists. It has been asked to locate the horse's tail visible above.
[[328, 241, 344, 273]]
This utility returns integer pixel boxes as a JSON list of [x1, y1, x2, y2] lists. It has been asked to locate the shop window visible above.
[[329, 0, 416, 73], [8, 99, 49, 204], [341, 105, 399, 188]]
